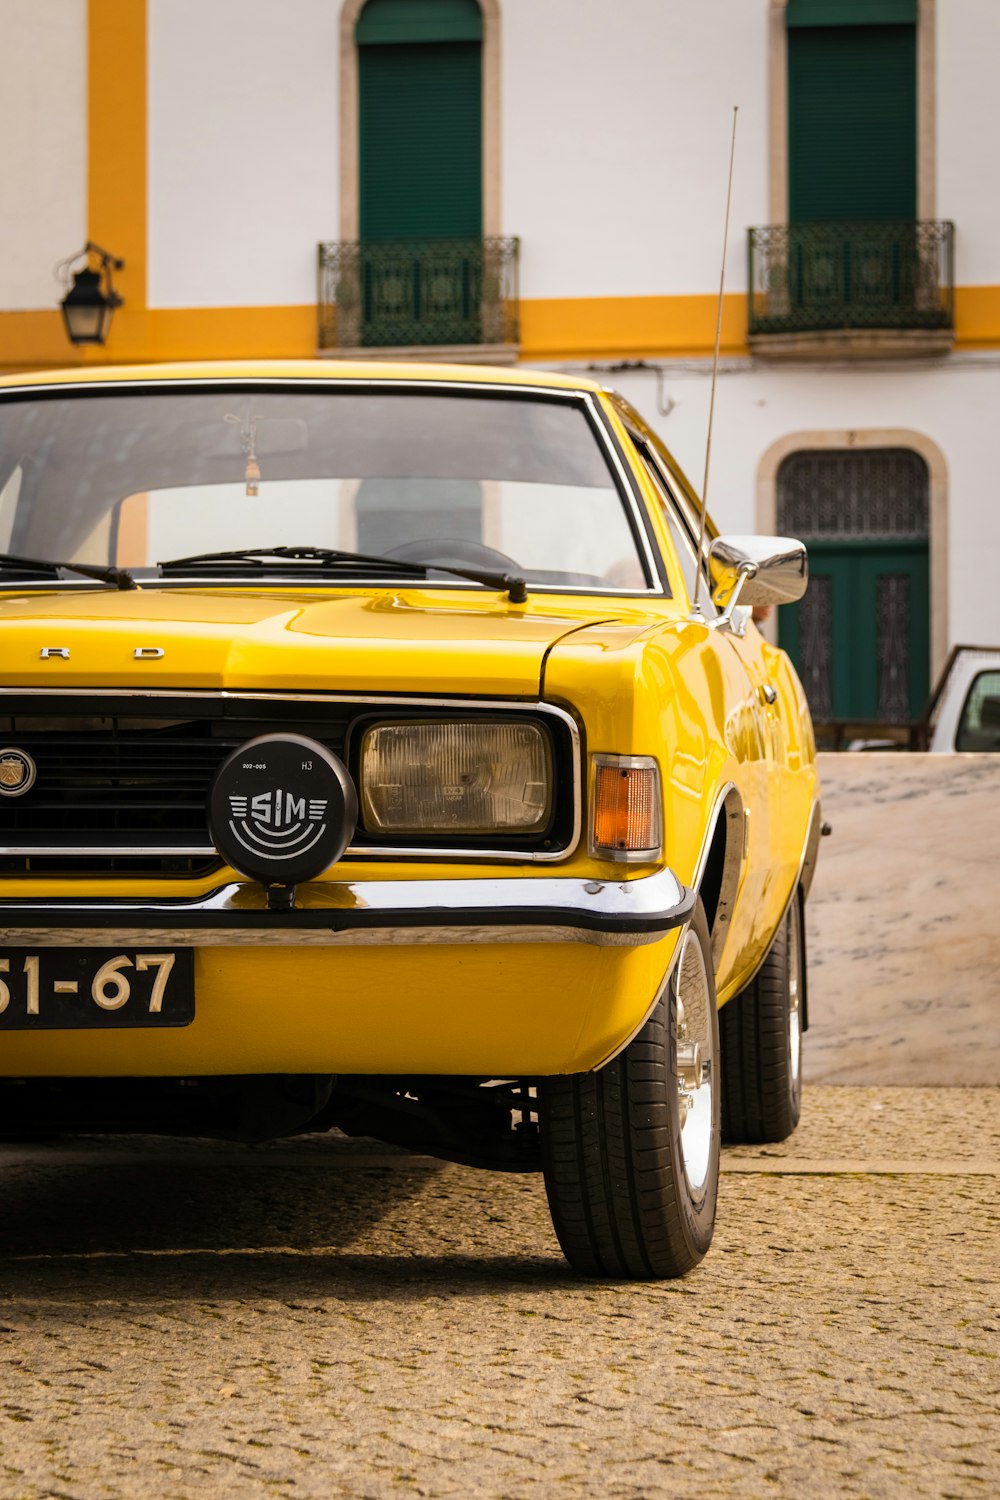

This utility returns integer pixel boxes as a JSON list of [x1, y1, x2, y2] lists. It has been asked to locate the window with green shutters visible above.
[[786, 1, 917, 221], [358, 39, 482, 241], [353, 0, 485, 345], [742, 0, 952, 342], [359, 42, 481, 241]]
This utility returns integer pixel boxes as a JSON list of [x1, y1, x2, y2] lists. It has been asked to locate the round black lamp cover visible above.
[[209, 734, 358, 889]]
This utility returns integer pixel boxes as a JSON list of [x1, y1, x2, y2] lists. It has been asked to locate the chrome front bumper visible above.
[[0, 869, 694, 949]]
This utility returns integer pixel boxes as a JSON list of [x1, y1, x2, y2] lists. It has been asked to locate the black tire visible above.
[[538, 900, 720, 1280], [720, 890, 804, 1144]]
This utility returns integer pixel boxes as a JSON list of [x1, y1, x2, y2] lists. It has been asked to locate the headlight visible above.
[[360, 721, 552, 834]]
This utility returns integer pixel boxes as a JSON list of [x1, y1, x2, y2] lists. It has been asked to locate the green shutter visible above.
[[359, 40, 482, 240], [788, 25, 916, 221], [787, 0, 915, 25], [357, 0, 482, 45]]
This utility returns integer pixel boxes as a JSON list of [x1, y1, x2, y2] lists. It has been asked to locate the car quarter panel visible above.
[[542, 617, 817, 1007]]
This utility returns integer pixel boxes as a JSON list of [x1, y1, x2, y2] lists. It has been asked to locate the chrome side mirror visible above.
[[708, 535, 808, 628]]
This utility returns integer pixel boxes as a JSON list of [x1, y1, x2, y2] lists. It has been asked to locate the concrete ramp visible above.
[[803, 751, 999, 1085]]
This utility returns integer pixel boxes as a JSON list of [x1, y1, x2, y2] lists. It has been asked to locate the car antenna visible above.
[[691, 105, 739, 619]]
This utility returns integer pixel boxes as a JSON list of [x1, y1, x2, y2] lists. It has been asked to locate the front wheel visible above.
[[538, 900, 720, 1280]]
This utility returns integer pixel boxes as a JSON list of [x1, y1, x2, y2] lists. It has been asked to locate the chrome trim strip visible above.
[[0, 688, 564, 704], [689, 780, 741, 895], [0, 691, 581, 865], [0, 867, 694, 949], [0, 924, 659, 950], [0, 376, 611, 402], [0, 845, 217, 857], [0, 577, 659, 598]]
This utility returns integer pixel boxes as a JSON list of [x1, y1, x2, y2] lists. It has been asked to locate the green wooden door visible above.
[[780, 541, 929, 726]]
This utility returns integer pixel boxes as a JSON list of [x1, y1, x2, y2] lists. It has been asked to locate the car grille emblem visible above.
[[0, 749, 37, 796]]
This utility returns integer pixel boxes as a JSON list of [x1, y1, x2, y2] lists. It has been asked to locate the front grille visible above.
[[0, 697, 351, 875], [0, 694, 577, 875]]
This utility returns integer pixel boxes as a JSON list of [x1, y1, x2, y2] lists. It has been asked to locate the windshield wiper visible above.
[[157, 544, 529, 603], [0, 552, 137, 591]]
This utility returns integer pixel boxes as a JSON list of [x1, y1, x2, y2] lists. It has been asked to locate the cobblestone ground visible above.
[[0, 1087, 997, 1500]]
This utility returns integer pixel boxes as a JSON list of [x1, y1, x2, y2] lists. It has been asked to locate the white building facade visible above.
[[1, 0, 998, 733]]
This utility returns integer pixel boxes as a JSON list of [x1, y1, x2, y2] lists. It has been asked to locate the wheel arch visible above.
[[692, 782, 744, 970], [725, 798, 821, 1030]]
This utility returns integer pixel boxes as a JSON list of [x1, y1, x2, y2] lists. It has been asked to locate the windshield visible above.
[[0, 386, 652, 592]]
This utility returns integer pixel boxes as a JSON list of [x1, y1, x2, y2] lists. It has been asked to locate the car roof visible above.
[[0, 360, 607, 396]]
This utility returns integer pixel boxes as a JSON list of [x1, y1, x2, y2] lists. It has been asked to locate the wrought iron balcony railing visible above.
[[748, 220, 954, 338], [318, 236, 520, 351]]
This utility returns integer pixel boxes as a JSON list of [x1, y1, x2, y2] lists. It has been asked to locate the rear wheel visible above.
[[720, 892, 803, 1144], [539, 900, 720, 1280]]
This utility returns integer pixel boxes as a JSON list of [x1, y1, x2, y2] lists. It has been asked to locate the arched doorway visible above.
[[777, 447, 930, 731]]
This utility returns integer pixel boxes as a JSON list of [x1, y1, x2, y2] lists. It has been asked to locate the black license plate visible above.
[[0, 948, 195, 1030]]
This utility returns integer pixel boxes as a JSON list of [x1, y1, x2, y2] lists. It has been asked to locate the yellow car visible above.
[[0, 361, 818, 1280]]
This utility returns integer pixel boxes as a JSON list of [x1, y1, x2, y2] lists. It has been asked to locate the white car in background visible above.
[[847, 647, 1000, 752], [926, 647, 1000, 752]]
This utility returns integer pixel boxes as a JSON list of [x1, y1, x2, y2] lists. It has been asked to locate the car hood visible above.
[[0, 585, 636, 696]]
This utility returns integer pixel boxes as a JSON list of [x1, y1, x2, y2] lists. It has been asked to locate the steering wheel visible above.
[[382, 538, 524, 572]]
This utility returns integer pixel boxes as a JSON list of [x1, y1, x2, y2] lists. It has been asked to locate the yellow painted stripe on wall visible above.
[[0, 306, 318, 372], [954, 285, 1000, 348], [88, 0, 146, 309], [141, 305, 319, 360], [0, 296, 748, 368], [0, 312, 81, 372], [4, 289, 1000, 373], [519, 293, 748, 361]]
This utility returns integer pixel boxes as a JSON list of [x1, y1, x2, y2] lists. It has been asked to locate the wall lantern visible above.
[[59, 242, 124, 346]]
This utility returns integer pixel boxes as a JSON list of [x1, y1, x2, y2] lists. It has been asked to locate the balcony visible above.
[[317, 236, 520, 361], [747, 220, 955, 358]]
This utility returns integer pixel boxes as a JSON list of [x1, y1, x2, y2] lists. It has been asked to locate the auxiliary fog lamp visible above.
[[209, 733, 358, 909]]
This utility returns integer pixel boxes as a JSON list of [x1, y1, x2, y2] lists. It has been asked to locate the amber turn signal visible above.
[[590, 755, 663, 861]]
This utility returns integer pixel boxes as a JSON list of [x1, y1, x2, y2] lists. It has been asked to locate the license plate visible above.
[[0, 948, 195, 1030]]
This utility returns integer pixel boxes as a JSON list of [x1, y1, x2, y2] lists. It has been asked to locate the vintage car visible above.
[[0, 361, 818, 1280]]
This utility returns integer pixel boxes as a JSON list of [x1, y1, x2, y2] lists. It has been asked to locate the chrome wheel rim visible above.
[[675, 928, 715, 1199], [788, 905, 802, 1106]]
